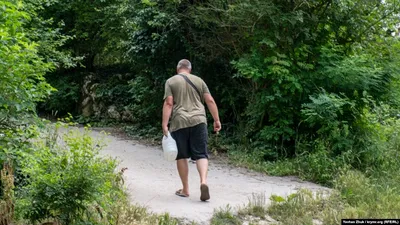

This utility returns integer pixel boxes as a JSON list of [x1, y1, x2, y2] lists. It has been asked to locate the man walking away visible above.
[[162, 59, 221, 201]]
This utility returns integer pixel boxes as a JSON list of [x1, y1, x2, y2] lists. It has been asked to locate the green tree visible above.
[[0, 0, 56, 198], [184, 0, 400, 158]]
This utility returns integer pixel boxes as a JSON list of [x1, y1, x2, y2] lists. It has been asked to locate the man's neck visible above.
[[178, 70, 191, 75]]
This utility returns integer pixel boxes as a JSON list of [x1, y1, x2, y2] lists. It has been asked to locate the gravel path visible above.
[[90, 129, 327, 224]]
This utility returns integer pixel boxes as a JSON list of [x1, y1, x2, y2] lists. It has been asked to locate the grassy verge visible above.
[[211, 171, 400, 225], [209, 167, 400, 225], [96, 200, 183, 225]]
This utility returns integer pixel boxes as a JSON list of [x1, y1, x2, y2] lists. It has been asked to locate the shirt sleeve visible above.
[[163, 80, 172, 100], [202, 80, 210, 94]]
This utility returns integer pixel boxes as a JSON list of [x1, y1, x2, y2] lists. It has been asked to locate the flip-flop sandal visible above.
[[175, 189, 189, 198], [200, 184, 210, 201]]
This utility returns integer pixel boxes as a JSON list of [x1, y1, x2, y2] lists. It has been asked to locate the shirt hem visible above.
[[170, 121, 207, 133]]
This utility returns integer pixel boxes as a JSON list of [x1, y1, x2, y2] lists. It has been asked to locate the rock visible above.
[[107, 105, 121, 120], [81, 96, 93, 117], [242, 215, 279, 225], [80, 74, 96, 117], [93, 101, 104, 118], [313, 219, 323, 225], [121, 108, 133, 121]]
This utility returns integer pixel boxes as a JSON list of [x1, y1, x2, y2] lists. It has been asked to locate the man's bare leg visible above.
[[196, 158, 208, 184], [197, 158, 210, 201], [177, 159, 189, 195]]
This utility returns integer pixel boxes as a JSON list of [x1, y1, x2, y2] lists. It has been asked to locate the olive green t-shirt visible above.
[[163, 74, 210, 132]]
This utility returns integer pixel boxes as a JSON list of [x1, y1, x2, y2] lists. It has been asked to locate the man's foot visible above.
[[175, 189, 189, 198], [200, 184, 210, 201]]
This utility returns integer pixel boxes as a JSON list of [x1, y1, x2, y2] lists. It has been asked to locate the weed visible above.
[[110, 201, 180, 225], [210, 205, 242, 225], [238, 193, 268, 219], [268, 189, 330, 225], [0, 161, 15, 224]]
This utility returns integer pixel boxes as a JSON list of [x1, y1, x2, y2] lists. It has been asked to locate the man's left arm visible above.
[[162, 96, 173, 136]]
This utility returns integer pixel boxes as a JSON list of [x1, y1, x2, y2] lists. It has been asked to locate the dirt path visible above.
[[90, 129, 327, 224]]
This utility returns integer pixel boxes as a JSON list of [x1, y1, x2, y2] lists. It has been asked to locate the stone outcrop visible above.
[[81, 74, 96, 117], [121, 107, 133, 121], [107, 105, 121, 120], [79, 73, 133, 121]]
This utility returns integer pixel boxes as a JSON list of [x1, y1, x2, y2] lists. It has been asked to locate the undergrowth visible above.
[[210, 106, 400, 224], [211, 169, 400, 224], [0, 120, 182, 225]]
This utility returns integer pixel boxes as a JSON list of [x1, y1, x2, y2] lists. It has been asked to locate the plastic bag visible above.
[[162, 132, 178, 161]]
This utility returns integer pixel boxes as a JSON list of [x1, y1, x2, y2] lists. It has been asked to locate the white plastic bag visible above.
[[162, 132, 178, 161]]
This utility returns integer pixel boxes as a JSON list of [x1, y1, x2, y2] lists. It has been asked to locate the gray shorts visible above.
[[171, 123, 208, 160]]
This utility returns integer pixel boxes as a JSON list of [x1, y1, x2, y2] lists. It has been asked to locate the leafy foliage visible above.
[[33, 0, 400, 180], [0, 0, 54, 127], [0, 0, 57, 200], [17, 124, 123, 224]]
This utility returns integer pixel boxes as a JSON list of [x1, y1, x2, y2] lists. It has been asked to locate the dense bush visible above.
[[40, 73, 81, 116], [16, 124, 124, 224], [0, 0, 55, 199], [228, 102, 400, 186]]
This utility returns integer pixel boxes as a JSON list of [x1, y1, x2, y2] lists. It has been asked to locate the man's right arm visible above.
[[204, 93, 221, 132], [162, 80, 173, 136], [162, 96, 173, 136]]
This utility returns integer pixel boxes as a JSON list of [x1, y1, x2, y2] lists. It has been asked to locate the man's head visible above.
[[177, 59, 192, 74]]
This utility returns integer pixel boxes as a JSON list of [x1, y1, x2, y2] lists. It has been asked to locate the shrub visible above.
[[126, 75, 163, 126], [16, 123, 124, 224], [40, 73, 81, 116]]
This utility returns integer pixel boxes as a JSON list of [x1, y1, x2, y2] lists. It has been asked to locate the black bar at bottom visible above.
[[342, 219, 400, 224]]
